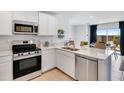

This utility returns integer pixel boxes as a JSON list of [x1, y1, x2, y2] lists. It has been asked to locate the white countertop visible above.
[[74, 47, 114, 60], [40, 46, 114, 60], [40, 46, 56, 51]]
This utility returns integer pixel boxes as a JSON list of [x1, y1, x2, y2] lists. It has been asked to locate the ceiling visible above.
[[45, 11, 124, 25]]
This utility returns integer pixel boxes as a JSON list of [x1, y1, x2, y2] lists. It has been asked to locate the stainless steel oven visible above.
[[13, 20, 38, 35], [12, 41, 42, 80], [13, 55, 41, 79]]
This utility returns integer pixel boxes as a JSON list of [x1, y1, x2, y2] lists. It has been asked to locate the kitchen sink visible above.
[[62, 47, 80, 51]]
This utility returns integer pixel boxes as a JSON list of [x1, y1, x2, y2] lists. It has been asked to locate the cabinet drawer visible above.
[[42, 49, 55, 55], [0, 56, 12, 63], [56, 49, 75, 58]]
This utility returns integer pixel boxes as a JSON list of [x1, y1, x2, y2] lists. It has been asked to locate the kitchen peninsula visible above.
[[74, 47, 114, 81]]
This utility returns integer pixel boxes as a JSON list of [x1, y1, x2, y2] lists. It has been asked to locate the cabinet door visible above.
[[0, 11, 12, 35], [0, 56, 12, 81], [38, 13, 48, 35], [48, 15, 57, 35], [56, 53, 64, 71], [56, 50, 75, 78], [62, 55, 75, 78], [12, 11, 38, 22], [42, 50, 55, 72]]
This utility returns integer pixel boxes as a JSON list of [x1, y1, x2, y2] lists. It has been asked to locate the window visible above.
[[97, 28, 120, 50]]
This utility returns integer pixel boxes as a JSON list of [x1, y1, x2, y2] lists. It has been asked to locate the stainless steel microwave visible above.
[[13, 20, 38, 35]]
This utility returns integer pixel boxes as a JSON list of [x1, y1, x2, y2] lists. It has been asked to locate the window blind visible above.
[[97, 22, 119, 30]]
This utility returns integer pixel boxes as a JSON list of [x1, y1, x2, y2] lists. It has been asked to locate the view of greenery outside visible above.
[[97, 29, 120, 50]]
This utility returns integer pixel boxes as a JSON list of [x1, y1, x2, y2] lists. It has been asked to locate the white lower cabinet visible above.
[[56, 49, 75, 79], [42, 49, 56, 72], [56, 53, 64, 71], [0, 56, 12, 81]]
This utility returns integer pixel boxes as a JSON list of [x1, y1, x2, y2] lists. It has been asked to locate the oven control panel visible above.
[[14, 50, 41, 57]]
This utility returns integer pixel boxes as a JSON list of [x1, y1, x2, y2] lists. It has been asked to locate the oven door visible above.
[[13, 55, 41, 79]]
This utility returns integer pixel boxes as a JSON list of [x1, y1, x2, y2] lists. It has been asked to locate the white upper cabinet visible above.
[[0, 11, 12, 35], [12, 11, 39, 22], [48, 15, 57, 35], [39, 13, 48, 35], [39, 12, 57, 36]]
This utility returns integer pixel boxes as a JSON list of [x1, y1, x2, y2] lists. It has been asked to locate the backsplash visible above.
[[0, 35, 66, 51]]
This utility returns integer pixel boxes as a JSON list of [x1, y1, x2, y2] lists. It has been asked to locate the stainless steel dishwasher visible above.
[[75, 56, 98, 81]]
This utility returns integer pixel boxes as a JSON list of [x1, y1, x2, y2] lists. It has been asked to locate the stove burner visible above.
[[12, 44, 41, 59], [12, 44, 41, 54]]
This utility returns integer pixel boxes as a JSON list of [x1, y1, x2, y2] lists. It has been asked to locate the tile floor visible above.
[[111, 54, 124, 81], [32, 54, 124, 81]]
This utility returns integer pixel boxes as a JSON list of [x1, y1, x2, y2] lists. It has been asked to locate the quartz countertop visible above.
[[74, 47, 114, 60], [40, 46, 114, 60], [40, 46, 56, 51]]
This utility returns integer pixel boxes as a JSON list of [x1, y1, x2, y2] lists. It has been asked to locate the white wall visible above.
[[55, 14, 72, 42], [71, 24, 89, 47], [54, 14, 91, 47]]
